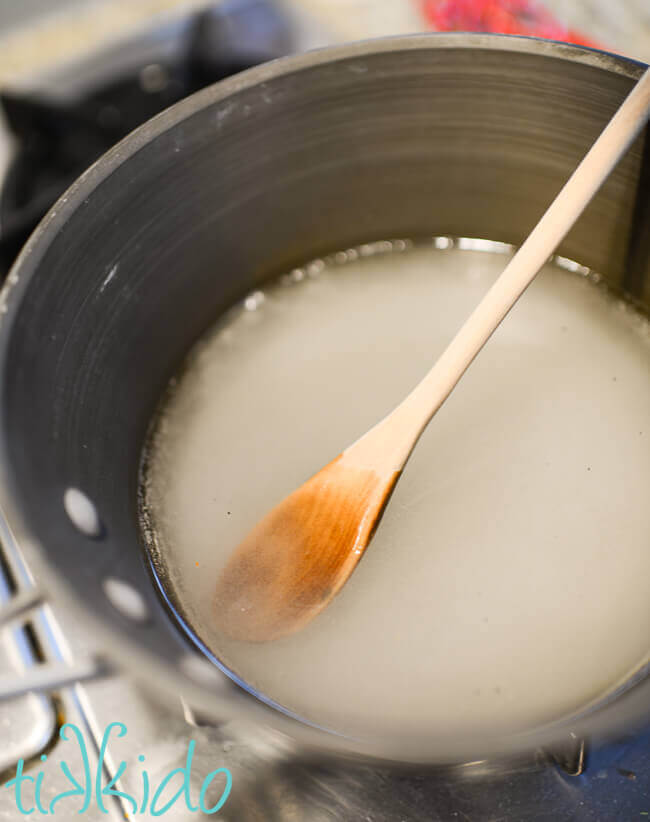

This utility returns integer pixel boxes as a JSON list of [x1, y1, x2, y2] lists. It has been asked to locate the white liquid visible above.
[[143, 242, 650, 744]]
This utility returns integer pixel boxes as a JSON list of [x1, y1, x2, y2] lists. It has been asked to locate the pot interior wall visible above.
[[1, 41, 648, 701]]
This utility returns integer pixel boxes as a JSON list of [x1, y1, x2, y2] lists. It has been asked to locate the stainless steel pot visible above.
[[0, 33, 647, 765]]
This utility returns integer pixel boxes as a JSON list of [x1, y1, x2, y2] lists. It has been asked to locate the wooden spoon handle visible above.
[[347, 67, 650, 474]]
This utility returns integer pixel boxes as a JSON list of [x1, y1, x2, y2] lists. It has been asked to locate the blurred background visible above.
[[0, 0, 648, 276], [0, 0, 649, 84]]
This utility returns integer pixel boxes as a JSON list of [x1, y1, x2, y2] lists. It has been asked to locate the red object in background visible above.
[[420, 0, 602, 49]]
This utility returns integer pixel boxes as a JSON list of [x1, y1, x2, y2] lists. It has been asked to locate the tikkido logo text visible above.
[[4, 722, 232, 816]]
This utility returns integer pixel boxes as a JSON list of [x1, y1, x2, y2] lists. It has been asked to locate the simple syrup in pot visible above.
[[141, 239, 650, 744]]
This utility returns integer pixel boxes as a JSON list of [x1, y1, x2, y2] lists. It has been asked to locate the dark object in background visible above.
[[0, 0, 292, 274]]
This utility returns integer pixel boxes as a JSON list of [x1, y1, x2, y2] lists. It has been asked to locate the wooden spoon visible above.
[[215, 68, 650, 642]]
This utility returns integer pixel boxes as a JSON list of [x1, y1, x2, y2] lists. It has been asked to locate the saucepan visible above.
[[0, 34, 648, 765]]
